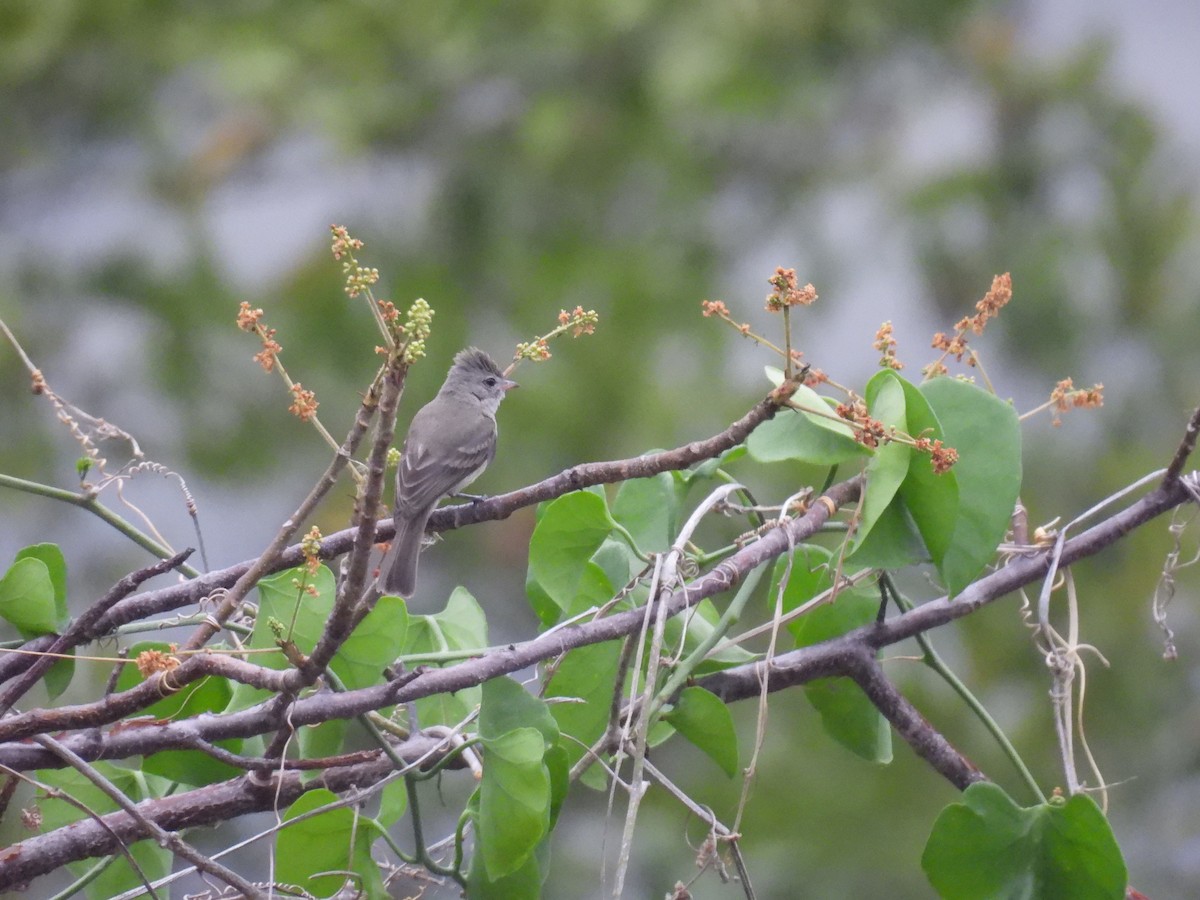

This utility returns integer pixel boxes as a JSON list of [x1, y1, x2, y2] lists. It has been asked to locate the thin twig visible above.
[[32, 735, 266, 898]]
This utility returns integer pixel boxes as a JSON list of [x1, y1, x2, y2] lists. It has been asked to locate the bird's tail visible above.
[[380, 507, 433, 596]]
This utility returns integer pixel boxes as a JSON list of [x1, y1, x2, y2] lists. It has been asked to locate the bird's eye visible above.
[[484, 377, 497, 387]]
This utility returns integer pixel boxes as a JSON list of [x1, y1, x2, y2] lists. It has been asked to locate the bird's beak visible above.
[[502, 378, 519, 392]]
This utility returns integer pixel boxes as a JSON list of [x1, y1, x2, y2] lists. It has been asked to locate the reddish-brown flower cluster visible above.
[[836, 400, 888, 448], [914, 437, 959, 474], [377, 299, 400, 322], [930, 331, 970, 363], [955, 272, 1012, 335], [928, 273, 1013, 370], [289, 383, 319, 422], [292, 578, 321, 598], [701, 299, 730, 318], [803, 367, 828, 387], [1049, 378, 1104, 426], [765, 267, 818, 312], [873, 321, 904, 370], [236, 301, 264, 331], [253, 331, 281, 372], [238, 302, 282, 371]]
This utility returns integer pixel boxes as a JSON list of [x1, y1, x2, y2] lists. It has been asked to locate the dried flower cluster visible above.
[[836, 399, 889, 449], [914, 437, 960, 474], [289, 384, 319, 422], [1049, 378, 1104, 426], [136, 648, 181, 678], [237, 302, 282, 372], [874, 321, 903, 370], [927, 273, 1012, 373], [765, 267, 818, 311], [957, 272, 1012, 335]]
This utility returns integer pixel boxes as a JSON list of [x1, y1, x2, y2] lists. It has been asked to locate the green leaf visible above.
[[896, 378, 959, 568], [88, 840, 171, 900], [377, 777, 409, 827], [545, 743, 570, 830], [530, 556, 614, 628], [0, 556, 59, 636], [225, 564, 337, 713], [591, 539, 638, 595], [479, 675, 559, 746], [468, 845, 543, 900], [9, 546, 76, 697], [476, 678, 556, 880], [477, 726, 551, 880], [681, 444, 748, 484], [41, 653, 75, 700], [298, 718, 346, 782], [846, 498, 928, 570], [848, 371, 918, 568], [793, 590, 892, 763], [277, 788, 357, 897], [612, 472, 678, 551], [15, 543, 67, 625], [332, 594, 408, 691], [116, 641, 243, 785], [527, 491, 616, 624], [544, 641, 623, 772], [402, 587, 488, 726], [255, 564, 338, 657], [922, 783, 1127, 900], [920, 378, 1022, 595], [747, 383, 869, 466], [663, 686, 740, 777], [37, 762, 160, 829], [662, 598, 756, 673]]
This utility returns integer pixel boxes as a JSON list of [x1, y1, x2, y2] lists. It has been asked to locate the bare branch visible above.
[[0, 732, 461, 892], [1164, 403, 1200, 485]]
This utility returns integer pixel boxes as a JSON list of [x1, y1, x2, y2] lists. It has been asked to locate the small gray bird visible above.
[[380, 348, 517, 596]]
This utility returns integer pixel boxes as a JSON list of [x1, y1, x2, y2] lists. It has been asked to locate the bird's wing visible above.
[[394, 398, 497, 516]]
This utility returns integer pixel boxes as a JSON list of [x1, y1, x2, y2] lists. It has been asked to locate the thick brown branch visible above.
[[0, 478, 857, 765], [0, 392, 788, 688], [0, 654, 292, 744], [430, 390, 786, 532], [302, 355, 408, 681], [846, 654, 984, 790], [0, 732, 462, 893], [0, 549, 193, 716], [2, 470, 1193, 783]]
